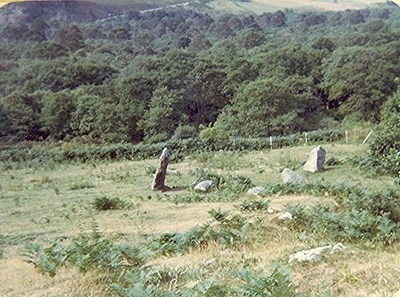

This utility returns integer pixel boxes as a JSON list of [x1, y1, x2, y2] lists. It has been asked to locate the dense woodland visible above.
[[0, 4, 399, 145]]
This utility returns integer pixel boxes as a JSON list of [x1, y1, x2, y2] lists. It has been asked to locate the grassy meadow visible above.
[[205, 0, 385, 14], [0, 143, 399, 296]]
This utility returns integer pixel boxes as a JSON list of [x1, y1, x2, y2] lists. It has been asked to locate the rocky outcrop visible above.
[[288, 243, 346, 263]]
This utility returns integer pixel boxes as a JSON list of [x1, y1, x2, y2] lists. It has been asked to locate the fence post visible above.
[[304, 132, 308, 144], [269, 136, 273, 150], [345, 130, 348, 144], [362, 130, 373, 144]]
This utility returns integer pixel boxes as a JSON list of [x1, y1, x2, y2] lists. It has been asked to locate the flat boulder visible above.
[[194, 180, 214, 192], [247, 186, 266, 196], [303, 145, 326, 172], [278, 212, 293, 221], [288, 243, 346, 263], [281, 168, 304, 183]]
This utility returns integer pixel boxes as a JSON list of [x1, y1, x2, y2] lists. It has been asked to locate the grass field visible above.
[[0, 143, 399, 296], [206, 0, 390, 14]]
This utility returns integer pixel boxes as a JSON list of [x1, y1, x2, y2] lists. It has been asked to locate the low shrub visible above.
[[235, 199, 271, 212], [283, 190, 400, 244], [69, 181, 95, 190], [23, 231, 150, 277], [262, 182, 355, 198], [92, 196, 130, 211]]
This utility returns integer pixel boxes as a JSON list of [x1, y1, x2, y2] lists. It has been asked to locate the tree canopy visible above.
[[0, 5, 399, 143]]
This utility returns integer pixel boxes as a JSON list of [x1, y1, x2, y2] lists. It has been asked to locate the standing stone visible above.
[[303, 145, 326, 172], [281, 168, 304, 183], [152, 148, 169, 191]]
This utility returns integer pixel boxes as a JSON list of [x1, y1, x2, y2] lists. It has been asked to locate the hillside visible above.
[[0, 1, 399, 144], [206, 0, 394, 14], [0, 0, 163, 24]]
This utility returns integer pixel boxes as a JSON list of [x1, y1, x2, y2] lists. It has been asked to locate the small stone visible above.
[[303, 145, 326, 172], [281, 168, 304, 183], [247, 186, 266, 196], [267, 207, 281, 214], [278, 212, 293, 221], [194, 180, 214, 192], [167, 169, 181, 175], [288, 243, 346, 263]]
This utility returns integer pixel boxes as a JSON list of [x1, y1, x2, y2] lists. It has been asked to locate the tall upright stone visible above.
[[152, 148, 169, 190], [303, 145, 326, 172]]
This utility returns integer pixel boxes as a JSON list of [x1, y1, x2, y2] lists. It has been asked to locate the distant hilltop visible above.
[[0, 0, 159, 25], [0, 0, 398, 25]]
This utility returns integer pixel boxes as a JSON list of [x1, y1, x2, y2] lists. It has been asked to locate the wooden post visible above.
[[362, 130, 373, 144], [304, 132, 308, 144], [270, 136, 273, 150], [345, 130, 348, 144]]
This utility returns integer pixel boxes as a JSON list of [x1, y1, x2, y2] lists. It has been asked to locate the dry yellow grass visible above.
[[0, 143, 398, 296]]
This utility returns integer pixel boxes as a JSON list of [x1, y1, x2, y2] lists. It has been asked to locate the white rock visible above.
[[288, 243, 346, 263], [247, 186, 266, 196], [278, 212, 293, 221], [167, 169, 181, 175], [267, 207, 281, 214], [281, 168, 304, 183], [194, 180, 214, 192]]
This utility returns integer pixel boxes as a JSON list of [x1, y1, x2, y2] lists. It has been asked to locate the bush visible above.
[[370, 88, 400, 176], [23, 231, 150, 276], [236, 268, 299, 297], [236, 199, 271, 212], [199, 125, 229, 150], [92, 196, 130, 211], [283, 190, 400, 244]]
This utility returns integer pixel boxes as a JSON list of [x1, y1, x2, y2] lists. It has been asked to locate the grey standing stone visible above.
[[194, 180, 214, 192], [281, 168, 304, 183], [303, 145, 326, 172], [152, 148, 169, 191]]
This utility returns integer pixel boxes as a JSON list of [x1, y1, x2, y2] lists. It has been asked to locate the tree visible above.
[[70, 93, 103, 139], [237, 28, 265, 49], [1, 92, 42, 140], [24, 41, 69, 60], [214, 75, 318, 137], [27, 18, 49, 42], [370, 85, 400, 176], [0, 103, 12, 139], [41, 91, 75, 140], [139, 86, 181, 143], [65, 25, 85, 51], [320, 47, 397, 122], [189, 33, 212, 52], [271, 10, 287, 27], [109, 27, 131, 41]]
